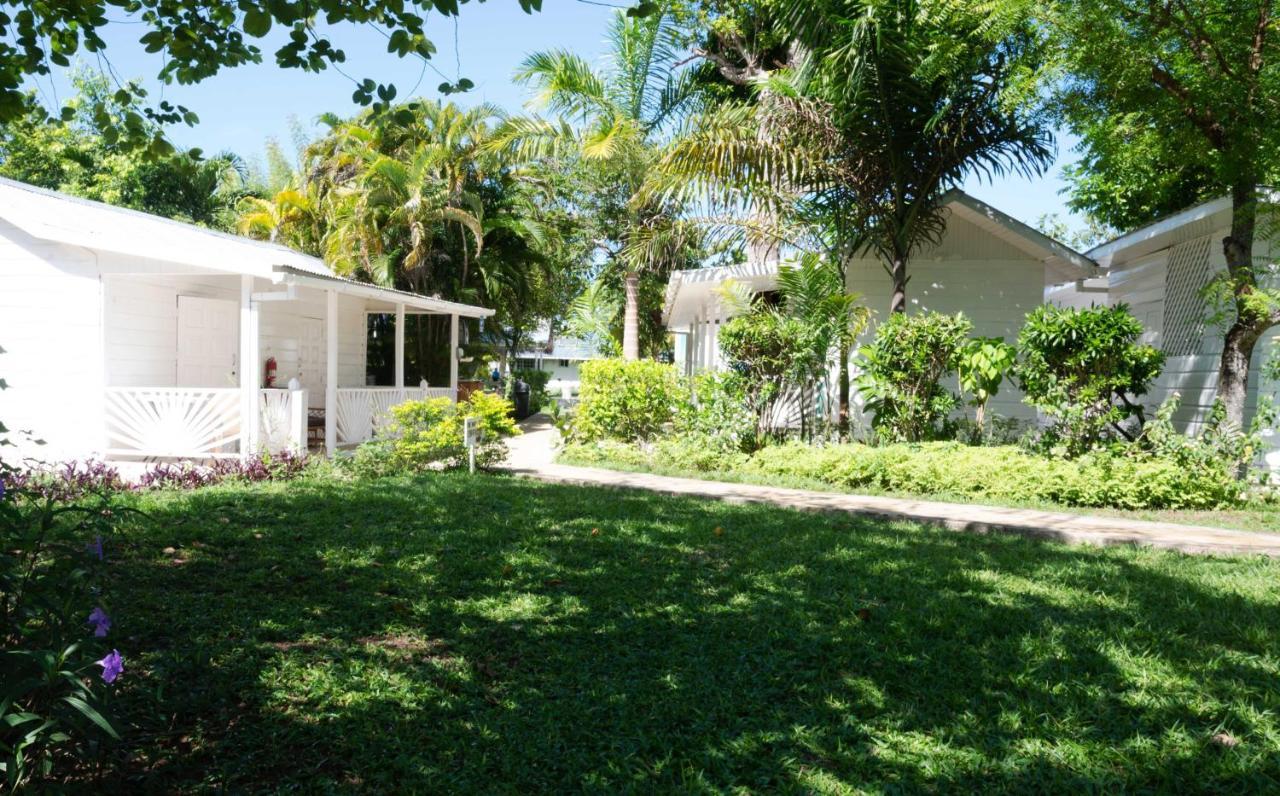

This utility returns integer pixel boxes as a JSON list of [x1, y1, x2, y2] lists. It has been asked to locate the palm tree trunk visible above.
[[889, 256, 908, 314], [622, 271, 640, 360], [838, 341, 851, 440]]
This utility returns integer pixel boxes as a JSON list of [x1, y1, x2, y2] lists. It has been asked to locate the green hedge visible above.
[[560, 439, 1244, 511]]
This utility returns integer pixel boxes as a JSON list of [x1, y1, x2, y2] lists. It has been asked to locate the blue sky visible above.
[[37, 2, 1085, 230]]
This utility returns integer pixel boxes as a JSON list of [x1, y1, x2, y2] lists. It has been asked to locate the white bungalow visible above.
[[1084, 197, 1280, 470], [666, 190, 1099, 425], [0, 178, 493, 464]]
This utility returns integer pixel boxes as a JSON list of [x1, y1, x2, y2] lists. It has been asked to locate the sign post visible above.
[[463, 416, 478, 474]]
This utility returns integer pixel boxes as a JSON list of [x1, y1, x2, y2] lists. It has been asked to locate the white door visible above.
[[298, 316, 326, 404], [177, 296, 239, 387]]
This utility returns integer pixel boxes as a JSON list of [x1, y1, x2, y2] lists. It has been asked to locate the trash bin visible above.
[[512, 379, 531, 420]]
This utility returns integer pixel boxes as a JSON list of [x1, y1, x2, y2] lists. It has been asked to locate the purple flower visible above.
[[86, 535, 104, 561], [96, 649, 123, 684], [87, 607, 111, 638]]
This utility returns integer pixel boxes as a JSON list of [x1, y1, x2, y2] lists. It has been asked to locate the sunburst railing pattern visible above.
[[104, 387, 241, 459], [334, 387, 453, 446]]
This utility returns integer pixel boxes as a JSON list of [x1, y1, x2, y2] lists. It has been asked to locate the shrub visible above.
[[564, 359, 684, 443], [1015, 304, 1165, 455], [856, 312, 972, 442], [675, 371, 756, 453], [719, 311, 824, 438], [354, 392, 518, 475]]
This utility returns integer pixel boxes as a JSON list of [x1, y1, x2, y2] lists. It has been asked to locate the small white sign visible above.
[[463, 417, 480, 473], [463, 416, 479, 447]]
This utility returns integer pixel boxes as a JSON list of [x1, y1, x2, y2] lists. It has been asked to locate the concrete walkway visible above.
[[503, 415, 1280, 558]]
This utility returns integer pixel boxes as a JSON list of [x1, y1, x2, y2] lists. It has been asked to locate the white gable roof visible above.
[[664, 191, 1098, 329], [1086, 196, 1233, 268], [0, 176, 331, 278], [0, 177, 494, 317]]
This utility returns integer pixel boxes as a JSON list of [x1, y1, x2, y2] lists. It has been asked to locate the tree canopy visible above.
[[1051, 0, 1280, 428]]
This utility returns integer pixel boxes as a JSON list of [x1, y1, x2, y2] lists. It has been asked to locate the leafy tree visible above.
[[0, 0, 543, 152], [495, 2, 705, 359], [0, 74, 246, 227], [1050, 0, 1280, 429]]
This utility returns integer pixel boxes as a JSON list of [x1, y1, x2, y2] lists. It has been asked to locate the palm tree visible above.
[[493, 3, 702, 359], [657, 0, 1052, 313], [236, 188, 319, 249], [774, 254, 870, 437]]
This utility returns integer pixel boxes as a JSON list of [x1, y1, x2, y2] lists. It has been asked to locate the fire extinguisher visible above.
[[263, 356, 277, 388]]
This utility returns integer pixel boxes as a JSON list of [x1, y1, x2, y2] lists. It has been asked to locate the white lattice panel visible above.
[[1163, 235, 1214, 357], [105, 388, 240, 458]]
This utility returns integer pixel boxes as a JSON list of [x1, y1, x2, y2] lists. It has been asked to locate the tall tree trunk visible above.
[[889, 256, 908, 314], [1216, 182, 1264, 429], [622, 271, 640, 360], [838, 341, 851, 440]]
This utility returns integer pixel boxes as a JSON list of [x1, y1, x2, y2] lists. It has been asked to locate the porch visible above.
[[101, 267, 492, 461]]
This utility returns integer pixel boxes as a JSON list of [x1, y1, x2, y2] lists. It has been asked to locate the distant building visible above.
[[513, 335, 605, 397]]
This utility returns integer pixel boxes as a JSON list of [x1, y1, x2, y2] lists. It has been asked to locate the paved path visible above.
[[503, 415, 1280, 558]]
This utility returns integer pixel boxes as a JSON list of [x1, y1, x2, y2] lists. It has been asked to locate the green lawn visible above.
[[557, 448, 1280, 534], [98, 473, 1279, 792]]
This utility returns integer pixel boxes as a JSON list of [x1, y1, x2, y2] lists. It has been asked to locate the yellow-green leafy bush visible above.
[[564, 359, 684, 443], [354, 392, 518, 475]]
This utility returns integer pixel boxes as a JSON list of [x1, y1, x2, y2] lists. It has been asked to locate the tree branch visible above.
[[1149, 62, 1227, 148]]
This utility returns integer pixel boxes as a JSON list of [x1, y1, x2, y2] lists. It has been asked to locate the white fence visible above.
[[104, 385, 444, 458], [104, 387, 241, 459], [335, 386, 453, 446]]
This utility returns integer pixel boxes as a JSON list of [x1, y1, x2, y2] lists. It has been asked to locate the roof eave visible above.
[[272, 266, 495, 317]]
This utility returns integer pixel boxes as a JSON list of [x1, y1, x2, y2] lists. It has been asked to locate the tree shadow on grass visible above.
[[96, 473, 1280, 793]]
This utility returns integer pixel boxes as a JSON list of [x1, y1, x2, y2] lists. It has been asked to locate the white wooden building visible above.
[[1085, 197, 1280, 470], [665, 190, 1098, 425], [0, 178, 493, 464]]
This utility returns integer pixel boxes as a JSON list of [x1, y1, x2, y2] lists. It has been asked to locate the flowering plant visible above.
[[1, 374, 132, 788]]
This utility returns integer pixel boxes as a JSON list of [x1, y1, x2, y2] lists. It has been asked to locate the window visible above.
[[559, 359, 571, 368], [515, 358, 537, 370]]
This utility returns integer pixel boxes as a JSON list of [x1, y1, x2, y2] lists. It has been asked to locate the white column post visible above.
[[290, 388, 308, 454], [448, 313, 460, 402], [239, 275, 260, 460], [394, 302, 405, 392], [325, 289, 338, 455]]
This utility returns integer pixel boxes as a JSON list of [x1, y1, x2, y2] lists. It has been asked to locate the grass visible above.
[[95, 472, 1280, 792], [556, 447, 1280, 534]]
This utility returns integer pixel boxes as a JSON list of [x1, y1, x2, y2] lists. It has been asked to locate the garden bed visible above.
[[66, 474, 1280, 789], [558, 440, 1280, 533]]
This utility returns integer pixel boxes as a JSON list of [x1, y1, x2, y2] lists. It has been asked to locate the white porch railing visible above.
[[335, 386, 453, 446], [104, 387, 241, 459], [259, 389, 308, 455]]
